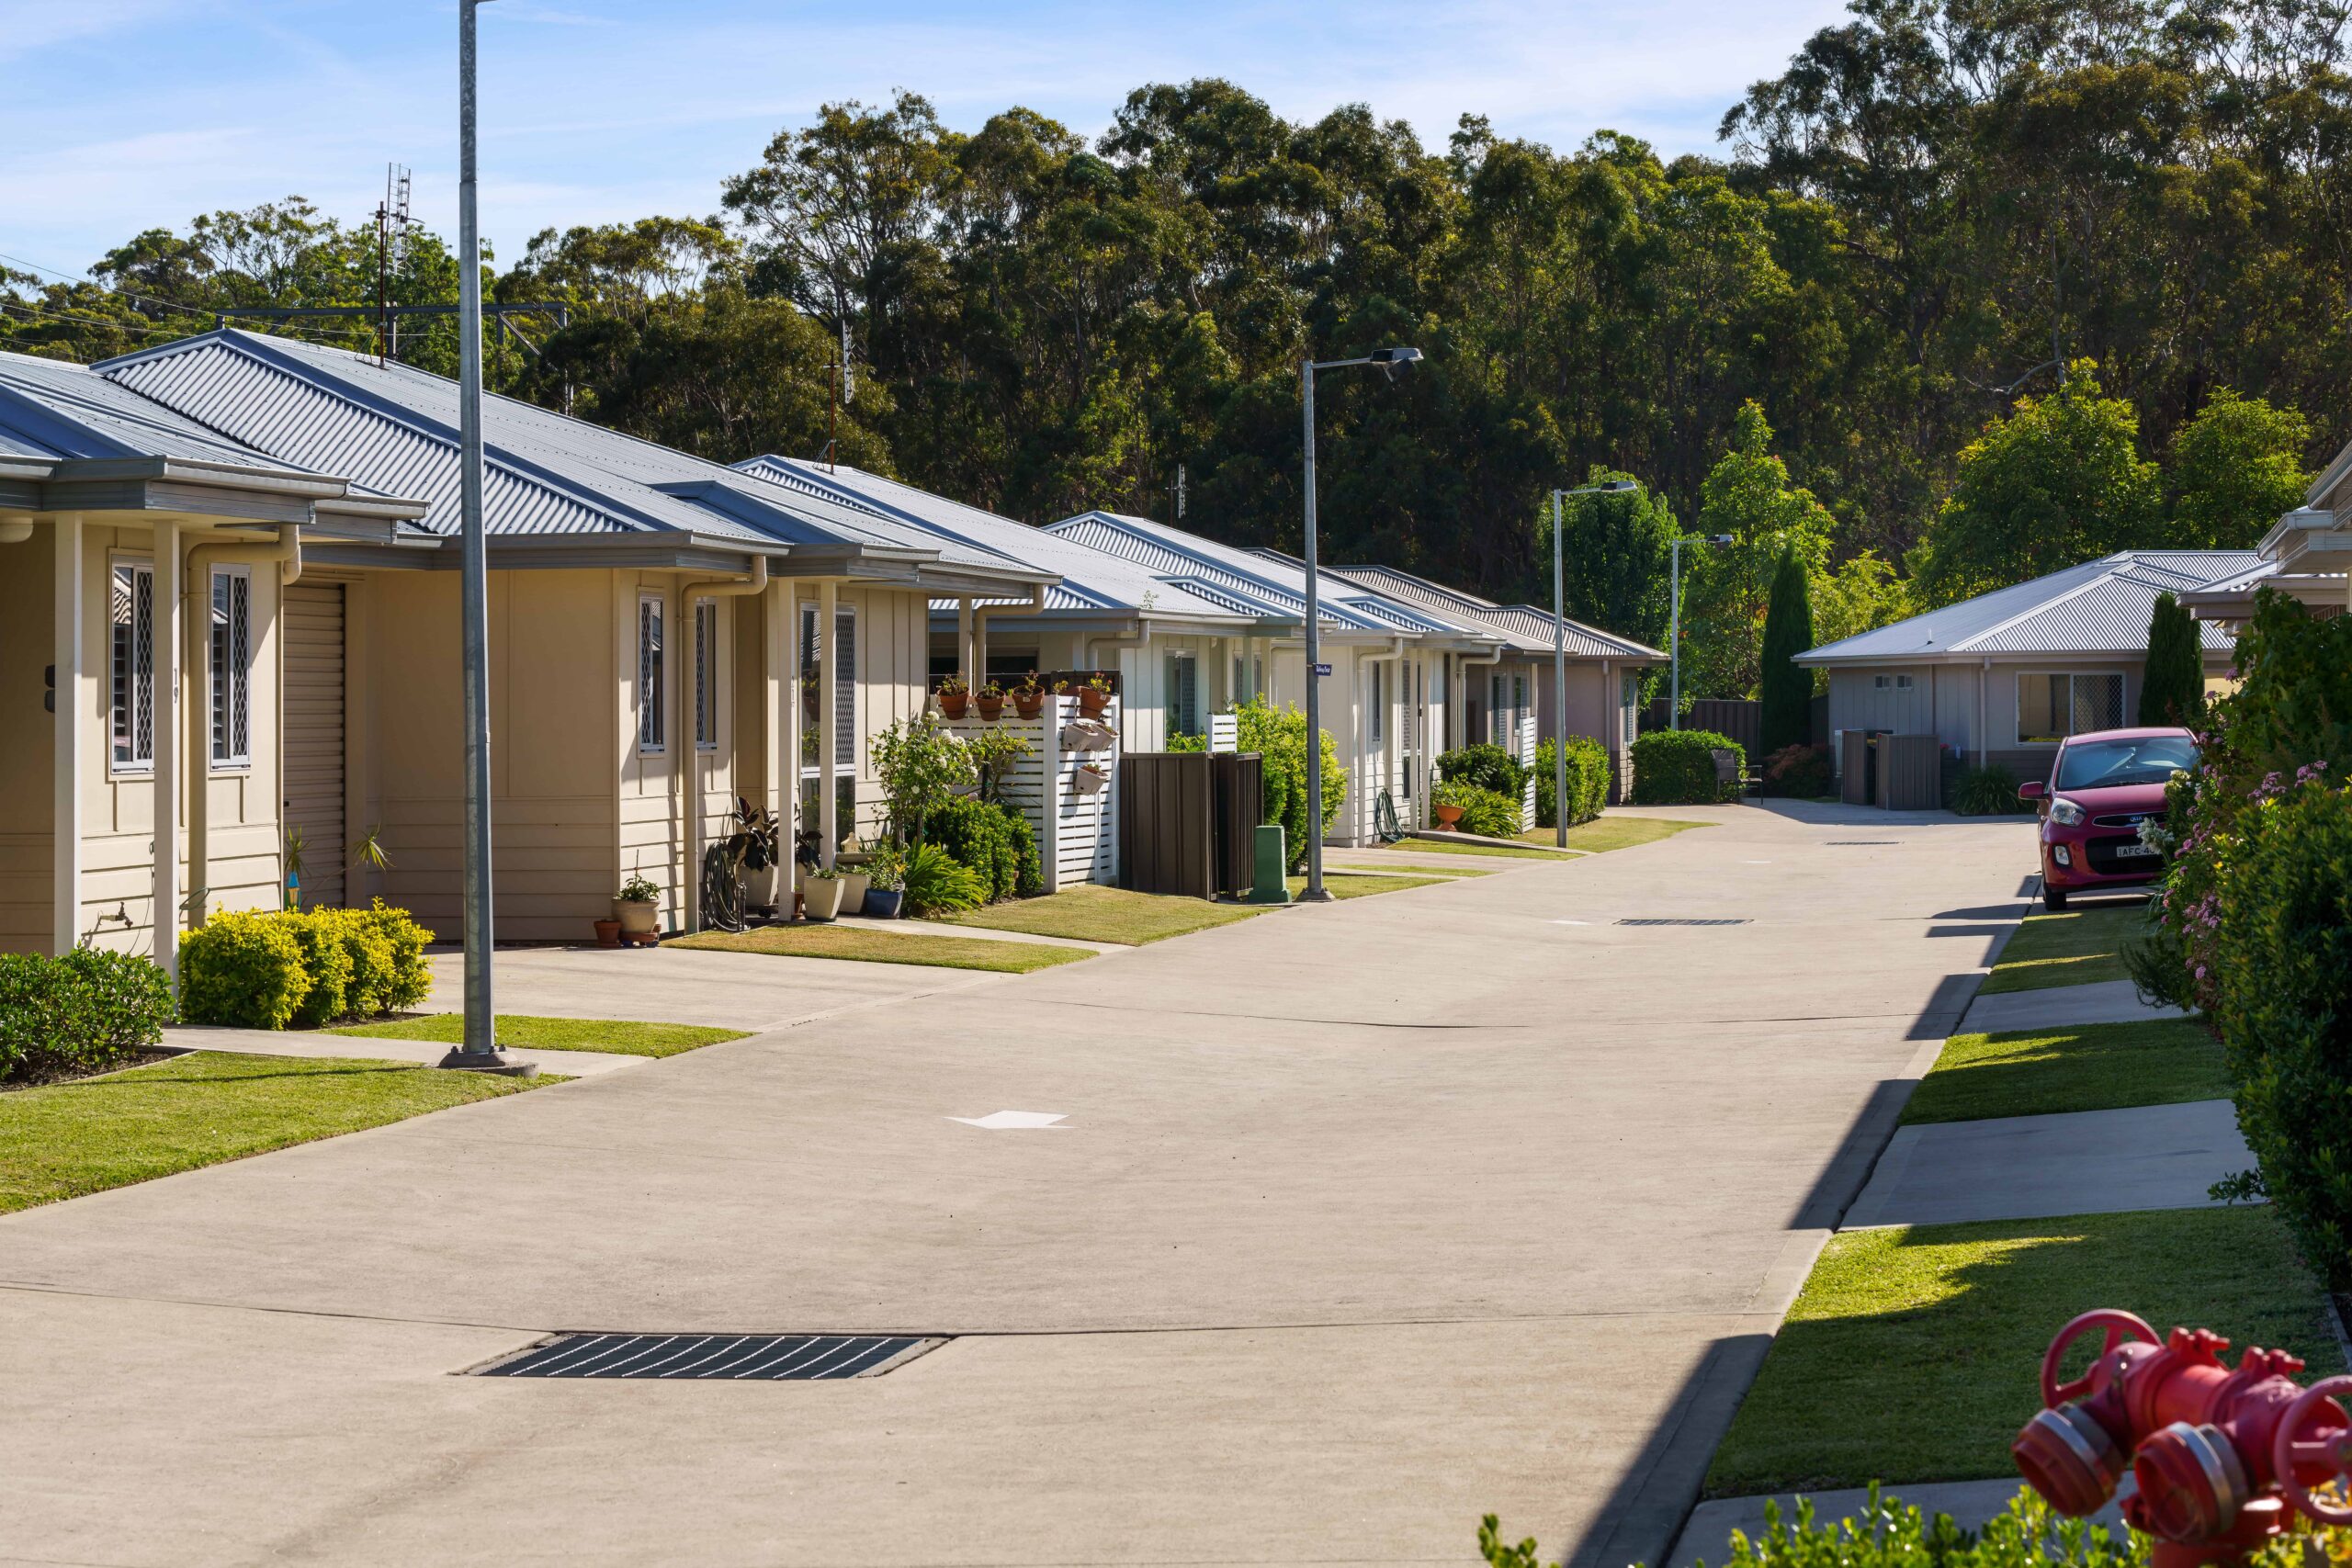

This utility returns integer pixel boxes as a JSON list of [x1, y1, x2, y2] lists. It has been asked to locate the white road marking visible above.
[[1547, 919, 1590, 926], [948, 1111, 1070, 1130]]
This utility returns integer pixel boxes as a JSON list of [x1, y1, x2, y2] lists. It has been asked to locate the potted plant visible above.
[[1074, 761, 1112, 795], [1076, 671, 1113, 718], [1012, 671, 1046, 719], [935, 673, 969, 720], [615, 872, 662, 937], [864, 844, 906, 919], [801, 865, 845, 921], [975, 679, 1006, 721], [1431, 779, 1470, 830], [593, 917, 623, 948], [837, 856, 871, 914]]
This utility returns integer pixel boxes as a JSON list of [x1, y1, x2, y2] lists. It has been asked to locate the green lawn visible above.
[[1384, 837, 1577, 861], [1706, 1204, 2339, 1496], [329, 1013, 747, 1059], [1979, 904, 2150, 994], [668, 924, 1092, 973], [1519, 817, 1711, 853], [1291, 872, 1447, 899], [946, 885, 1261, 945], [0, 1051, 554, 1215], [1901, 1018, 2228, 1125]]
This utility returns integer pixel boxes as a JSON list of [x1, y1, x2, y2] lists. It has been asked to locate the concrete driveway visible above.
[[1, 803, 2033, 1568]]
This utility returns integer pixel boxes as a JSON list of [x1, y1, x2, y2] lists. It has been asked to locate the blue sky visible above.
[[0, 0, 1852, 283]]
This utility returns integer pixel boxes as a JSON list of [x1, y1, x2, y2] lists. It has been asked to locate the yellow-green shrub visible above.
[[179, 909, 311, 1030], [179, 902, 435, 1030]]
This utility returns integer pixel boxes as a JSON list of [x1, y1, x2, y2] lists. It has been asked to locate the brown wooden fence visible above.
[[1644, 698, 1762, 758]]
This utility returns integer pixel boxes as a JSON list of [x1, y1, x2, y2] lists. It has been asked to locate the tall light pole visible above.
[[1668, 534, 1736, 732], [1551, 480, 1635, 844], [1300, 344, 1420, 902], [443, 0, 524, 1074]]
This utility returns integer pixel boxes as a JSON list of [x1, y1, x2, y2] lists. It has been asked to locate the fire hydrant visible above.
[[2013, 1309, 2352, 1567]]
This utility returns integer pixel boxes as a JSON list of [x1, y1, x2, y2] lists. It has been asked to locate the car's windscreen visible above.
[[2055, 736, 2199, 791]]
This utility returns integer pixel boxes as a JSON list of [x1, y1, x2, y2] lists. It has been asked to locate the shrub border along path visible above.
[[0, 1050, 557, 1215]]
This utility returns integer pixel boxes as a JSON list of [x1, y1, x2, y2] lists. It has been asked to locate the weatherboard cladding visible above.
[[0, 350, 341, 475], [732, 457, 1253, 624], [1801, 550, 2259, 662]]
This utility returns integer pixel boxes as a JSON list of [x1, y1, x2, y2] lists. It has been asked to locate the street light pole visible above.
[[444, 0, 524, 1074], [1551, 480, 1635, 843], [1298, 346, 1420, 902]]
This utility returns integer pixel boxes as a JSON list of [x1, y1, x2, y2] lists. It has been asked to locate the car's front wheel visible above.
[[2042, 882, 2069, 911]]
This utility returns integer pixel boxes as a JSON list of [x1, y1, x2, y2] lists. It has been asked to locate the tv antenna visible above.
[[375, 163, 414, 365]]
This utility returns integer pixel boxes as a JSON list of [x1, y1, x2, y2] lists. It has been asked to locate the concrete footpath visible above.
[[4, 803, 2041, 1568], [1960, 977, 2190, 1034]]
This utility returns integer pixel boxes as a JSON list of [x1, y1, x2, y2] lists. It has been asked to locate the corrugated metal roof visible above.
[[1048, 511, 1459, 637], [733, 457, 1258, 624], [94, 333, 1045, 581], [1328, 563, 1664, 660], [1801, 550, 2258, 662], [0, 349, 346, 475]]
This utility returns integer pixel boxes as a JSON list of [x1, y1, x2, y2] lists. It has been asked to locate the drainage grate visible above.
[[1826, 840, 1901, 846], [475, 1333, 941, 1381], [1615, 918, 1751, 927]]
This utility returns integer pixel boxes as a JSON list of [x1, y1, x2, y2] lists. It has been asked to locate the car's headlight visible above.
[[2050, 797, 2086, 827]]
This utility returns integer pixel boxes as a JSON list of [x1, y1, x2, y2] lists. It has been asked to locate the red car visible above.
[[2018, 727, 2198, 910]]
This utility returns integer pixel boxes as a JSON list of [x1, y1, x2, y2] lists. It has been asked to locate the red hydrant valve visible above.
[[2013, 1310, 2352, 1568]]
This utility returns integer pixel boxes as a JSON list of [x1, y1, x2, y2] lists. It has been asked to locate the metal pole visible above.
[[1553, 489, 1568, 847], [1299, 358, 1329, 902], [1668, 536, 1682, 731], [446, 0, 518, 1073]]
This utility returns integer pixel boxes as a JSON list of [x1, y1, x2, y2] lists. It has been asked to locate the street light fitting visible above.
[[1706, 534, 1735, 545], [1369, 345, 1422, 365]]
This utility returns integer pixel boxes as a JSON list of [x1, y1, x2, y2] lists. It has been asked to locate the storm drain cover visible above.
[[1615, 918, 1751, 927], [475, 1333, 941, 1380], [1827, 840, 1902, 846]]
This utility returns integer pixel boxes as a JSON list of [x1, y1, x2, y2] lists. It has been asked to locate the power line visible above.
[[0, 246, 363, 346]]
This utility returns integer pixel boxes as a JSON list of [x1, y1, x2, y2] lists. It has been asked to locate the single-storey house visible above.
[[1325, 562, 1660, 800], [2180, 502, 2351, 628], [725, 458, 1283, 752], [0, 349, 429, 970], [73, 329, 1056, 944], [1796, 549, 2257, 784]]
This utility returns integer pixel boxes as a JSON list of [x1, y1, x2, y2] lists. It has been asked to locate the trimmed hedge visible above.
[[1437, 743, 1524, 799], [1629, 729, 1742, 805], [923, 795, 1043, 902], [0, 948, 175, 1082], [1533, 737, 1610, 828], [179, 901, 434, 1031], [2211, 782, 2352, 1291]]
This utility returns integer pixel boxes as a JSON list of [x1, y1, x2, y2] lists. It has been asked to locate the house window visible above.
[[110, 559, 153, 773], [1165, 651, 1199, 739], [1490, 673, 1506, 743], [1369, 661, 1385, 747], [209, 566, 252, 766], [2018, 671, 2123, 745], [693, 599, 718, 751], [799, 603, 856, 769], [637, 595, 665, 753]]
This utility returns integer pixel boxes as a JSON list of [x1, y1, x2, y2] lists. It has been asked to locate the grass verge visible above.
[[1901, 1018, 2227, 1125], [668, 924, 1091, 973], [1385, 837, 1577, 861], [946, 885, 1261, 945], [0, 1051, 554, 1214], [329, 1013, 747, 1058], [1289, 872, 1446, 899], [1521, 818, 1711, 853], [1980, 904, 2149, 994], [1706, 1204, 2339, 1496]]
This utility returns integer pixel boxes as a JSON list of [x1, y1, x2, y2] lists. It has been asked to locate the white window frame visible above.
[[209, 564, 253, 769], [1165, 649, 1199, 739], [2017, 670, 2125, 747], [1368, 660, 1385, 747], [693, 598, 718, 752], [637, 593, 666, 755], [110, 555, 154, 776]]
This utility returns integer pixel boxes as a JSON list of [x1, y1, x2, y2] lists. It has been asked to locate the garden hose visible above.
[[1375, 790, 1405, 843]]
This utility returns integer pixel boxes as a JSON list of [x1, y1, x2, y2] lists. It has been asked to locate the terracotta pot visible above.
[[1433, 803, 1465, 829], [802, 877, 846, 921], [1013, 693, 1045, 718], [938, 693, 969, 719], [1078, 687, 1109, 717], [976, 694, 1005, 721], [616, 897, 661, 936], [593, 919, 623, 949]]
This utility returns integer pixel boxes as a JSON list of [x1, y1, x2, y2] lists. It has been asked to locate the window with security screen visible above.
[[694, 600, 718, 750], [638, 595, 664, 753], [2018, 671, 2124, 744], [111, 559, 153, 773], [798, 604, 856, 768], [210, 567, 251, 766]]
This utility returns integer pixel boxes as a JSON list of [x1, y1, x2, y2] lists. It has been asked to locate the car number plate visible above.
[[2113, 842, 2159, 858]]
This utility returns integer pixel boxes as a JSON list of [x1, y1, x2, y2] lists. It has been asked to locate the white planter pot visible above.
[[802, 877, 845, 921], [837, 870, 871, 911], [742, 863, 778, 912], [615, 898, 660, 937]]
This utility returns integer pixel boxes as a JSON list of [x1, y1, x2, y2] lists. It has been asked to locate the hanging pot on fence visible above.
[[1074, 763, 1113, 796]]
